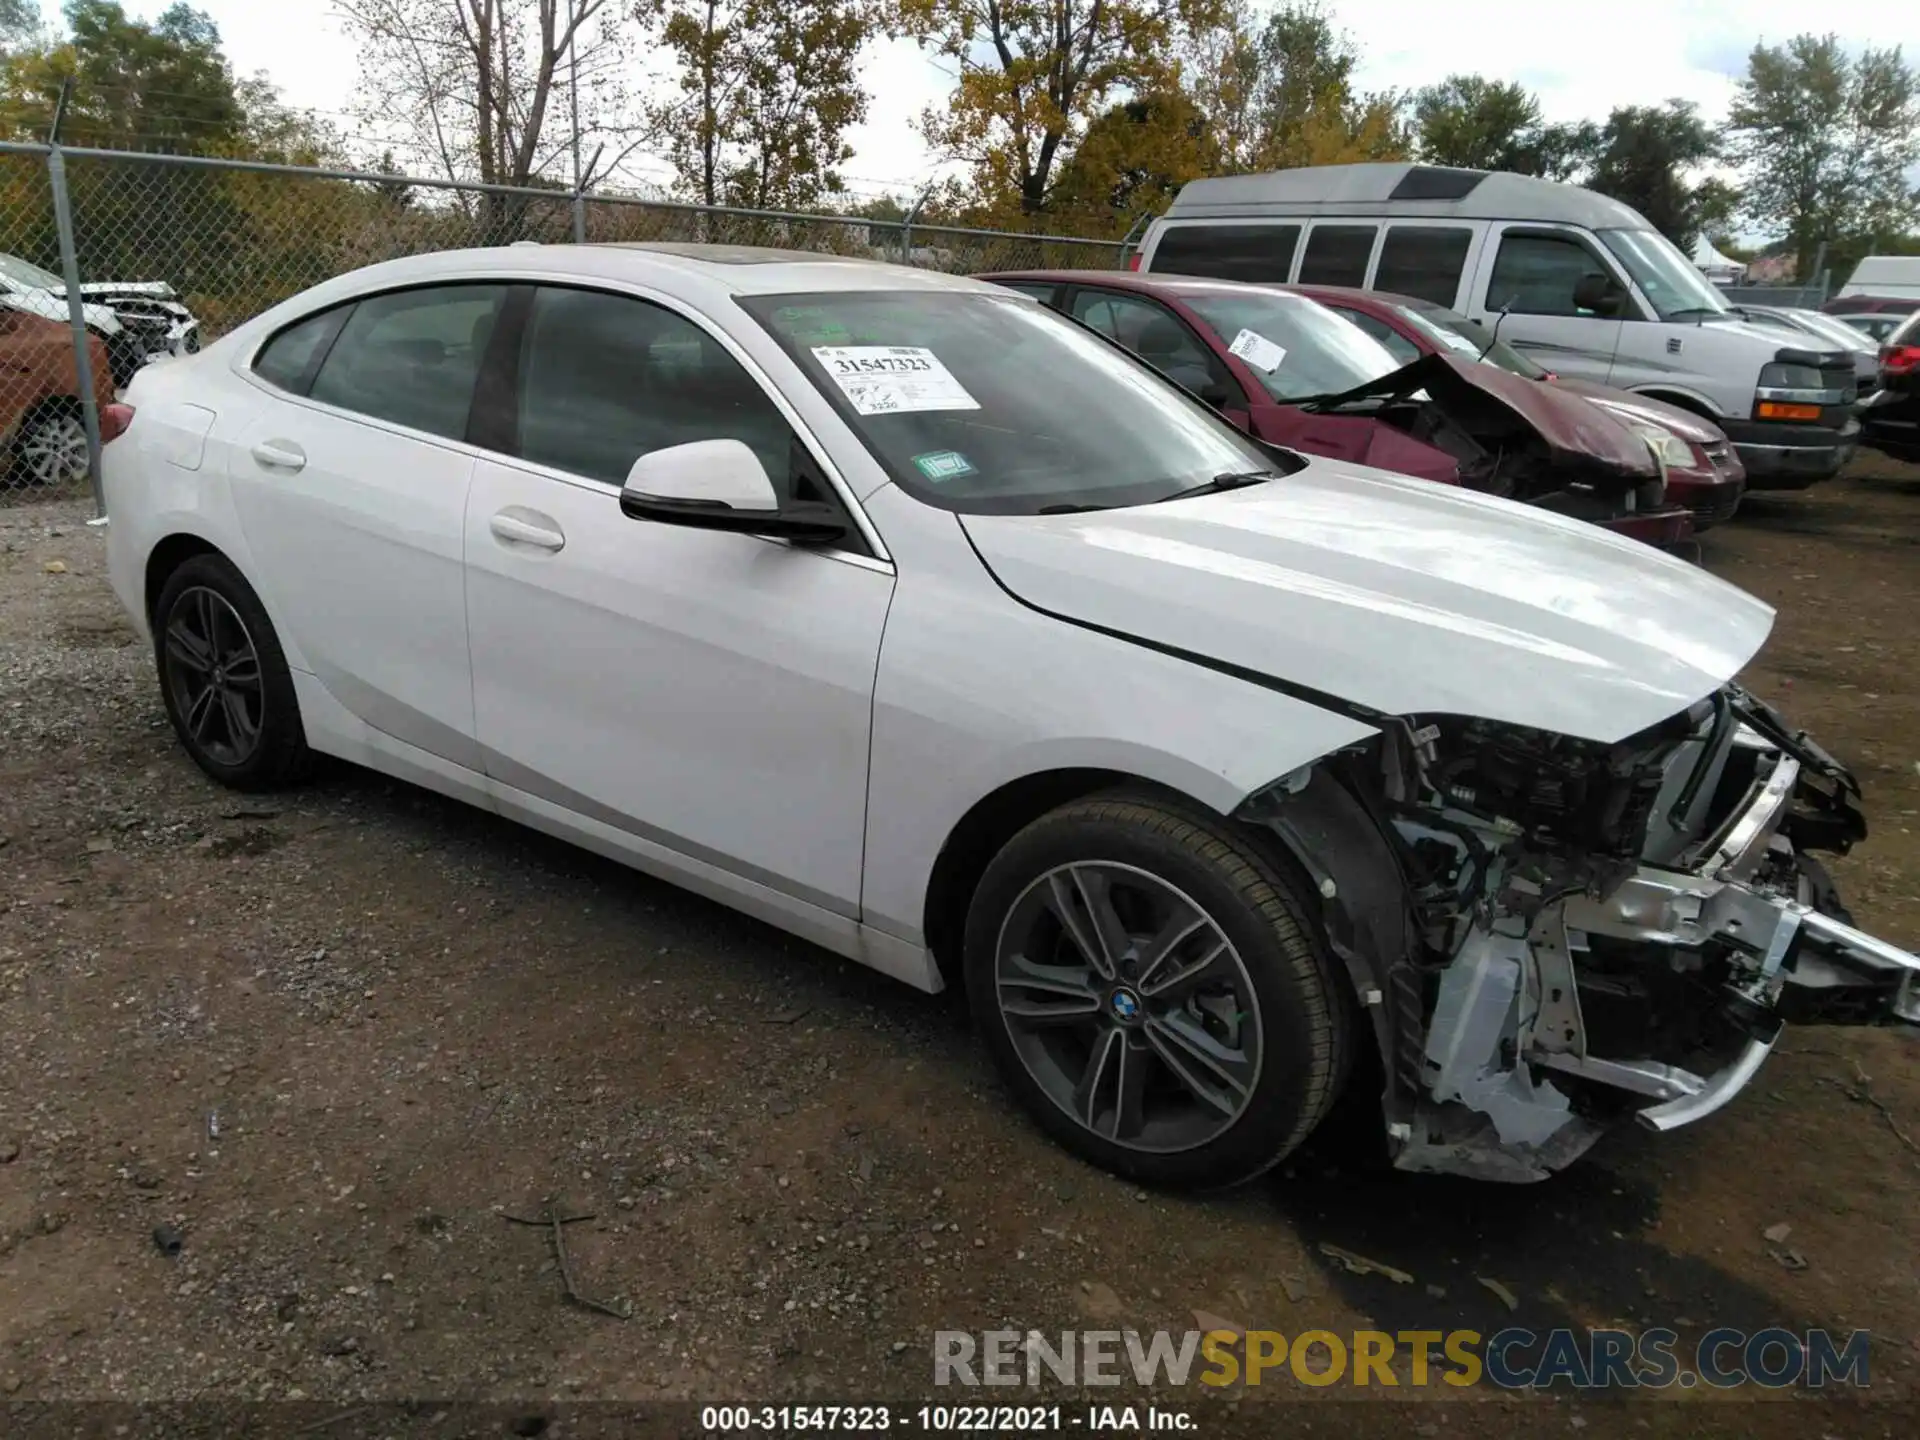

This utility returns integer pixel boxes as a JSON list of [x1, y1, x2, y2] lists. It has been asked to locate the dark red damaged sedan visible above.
[[982, 270, 1694, 548]]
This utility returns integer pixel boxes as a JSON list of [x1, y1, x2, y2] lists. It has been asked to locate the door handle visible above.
[[250, 439, 306, 471], [489, 509, 566, 552]]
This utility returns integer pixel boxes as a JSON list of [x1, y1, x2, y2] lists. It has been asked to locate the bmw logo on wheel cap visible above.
[[1109, 987, 1142, 1023]]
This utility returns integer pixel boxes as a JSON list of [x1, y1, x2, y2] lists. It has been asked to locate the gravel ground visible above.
[[1, 462, 1917, 1437]]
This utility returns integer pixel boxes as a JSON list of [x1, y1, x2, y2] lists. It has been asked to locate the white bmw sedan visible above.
[[103, 244, 1917, 1188]]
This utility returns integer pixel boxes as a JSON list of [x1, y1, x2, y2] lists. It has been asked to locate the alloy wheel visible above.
[[18, 413, 88, 486], [993, 861, 1263, 1154], [163, 587, 265, 766]]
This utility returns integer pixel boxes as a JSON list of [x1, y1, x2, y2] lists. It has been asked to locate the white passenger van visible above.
[[1138, 164, 1861, 488]]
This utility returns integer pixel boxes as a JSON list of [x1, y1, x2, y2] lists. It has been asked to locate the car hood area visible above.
[[1546, 379, 1727, 445], [960, 460, 1775, 744], [57, 280, 181, 300], [1316, 352, 1661, 484]]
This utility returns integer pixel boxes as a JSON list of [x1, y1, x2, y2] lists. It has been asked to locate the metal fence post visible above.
[[901, 184, 934, 267], [47, 146, 106, 516]]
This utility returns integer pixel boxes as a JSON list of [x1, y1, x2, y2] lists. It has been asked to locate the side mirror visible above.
[[1572, 272, 1626, 318], [618, 438, 846, 545]]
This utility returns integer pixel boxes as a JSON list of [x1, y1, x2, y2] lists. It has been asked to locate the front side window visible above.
[[307, 284, 506, 441], [1069, 290, 1234, 400], [743, 290, 1282, 515], [1297, 225, 1378, 287], [516, 286, 795, 487], [1178, 287, 1402, 402], [1597, 229, 1729, 320], [1374, 226, 1473, 306], [1150, 224, 1301, 283], [1486, 233, 1617, 318]]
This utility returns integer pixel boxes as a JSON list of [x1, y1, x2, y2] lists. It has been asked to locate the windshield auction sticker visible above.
[[1227, 328, 1288, 373], [811, 345, 981, 416]]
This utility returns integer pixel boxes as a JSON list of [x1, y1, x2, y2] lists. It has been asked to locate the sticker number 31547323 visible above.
[[811, 346, 982, 416]]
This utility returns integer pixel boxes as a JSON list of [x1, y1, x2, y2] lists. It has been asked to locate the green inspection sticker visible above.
[[912, 450, 977, 482]]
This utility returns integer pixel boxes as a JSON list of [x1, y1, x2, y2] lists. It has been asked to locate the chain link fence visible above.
[[0, 141, 1125, 503], [1717, 283, 1831, 310]]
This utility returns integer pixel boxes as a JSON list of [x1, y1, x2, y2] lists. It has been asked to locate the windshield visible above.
[[744, 290, 1282, 515], [1596, 229, 1730, 320], [1178, 288, 1401, 401], [0, 253, 63, 290], [1398, 303, 1549, 380]]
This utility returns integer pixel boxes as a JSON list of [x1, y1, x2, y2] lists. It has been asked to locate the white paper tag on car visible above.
[[811, 346, 981, 415], [1227, 329, 1287, 373]]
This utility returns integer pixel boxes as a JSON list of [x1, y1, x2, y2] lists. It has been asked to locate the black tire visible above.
[[964, 792, 1348, 1190], [153, 553, 312, 791]]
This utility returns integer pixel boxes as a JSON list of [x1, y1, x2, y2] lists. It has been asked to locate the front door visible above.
[[1473, 225, 1624, 387], [462, 284, 893, 916]]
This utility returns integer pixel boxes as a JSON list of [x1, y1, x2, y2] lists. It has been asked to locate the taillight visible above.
[[1126, 252, 1142, 271], [1883, 344, 1920, 375], [99, 402, 135, 443]]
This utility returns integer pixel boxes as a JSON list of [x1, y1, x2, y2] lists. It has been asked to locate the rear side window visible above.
[[252, 307, 348, 394], [308, 284, 507, 440], [995, 280, 1062, 307], [1150, 224, 1300, 282], [1069, 289, 1235, 401], [1298, 225, 1378, 287], [1335, 309, 1421, 366], [1374, 227, 1473, 306], [1486, 233, 1610, 317]]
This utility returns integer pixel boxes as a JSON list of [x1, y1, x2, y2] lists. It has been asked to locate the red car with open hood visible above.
[[982, 270, 1694, 548]]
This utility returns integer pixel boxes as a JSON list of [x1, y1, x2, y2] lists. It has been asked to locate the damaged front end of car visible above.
[[1241, 686, 1918, 1182], [1305, 352, 1694, 547]]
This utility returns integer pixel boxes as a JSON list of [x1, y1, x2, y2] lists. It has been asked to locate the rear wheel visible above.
[[153, 554, 311, 790], [965, 793, 1348, 1189]]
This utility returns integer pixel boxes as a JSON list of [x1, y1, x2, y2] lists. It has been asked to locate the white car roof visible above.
[[227, 242, 1003, 349]]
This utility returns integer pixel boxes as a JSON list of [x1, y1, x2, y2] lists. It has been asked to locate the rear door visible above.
[[227, 283, 506, 766], [1468, 225, 1624, 386]]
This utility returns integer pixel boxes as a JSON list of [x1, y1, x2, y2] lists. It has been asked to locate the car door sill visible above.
[[489, 780, 945, 994], [291, 672, 944, 994]]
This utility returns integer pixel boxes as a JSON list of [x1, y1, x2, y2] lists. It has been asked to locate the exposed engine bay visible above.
[[1242, 684, 1920, 1182]]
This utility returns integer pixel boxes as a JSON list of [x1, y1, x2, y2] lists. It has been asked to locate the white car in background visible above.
[[0, 252, 200, 386], [99, 245, 1919, 1188]]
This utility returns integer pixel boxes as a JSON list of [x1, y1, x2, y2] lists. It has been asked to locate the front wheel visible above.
[[964, 793, 1348, 1190]]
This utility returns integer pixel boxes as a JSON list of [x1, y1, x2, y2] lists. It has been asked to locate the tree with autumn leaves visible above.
[[899, 0, 1405, 232]]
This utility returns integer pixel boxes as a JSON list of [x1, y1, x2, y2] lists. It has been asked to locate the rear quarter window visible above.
[[251, 307, 350, 394]]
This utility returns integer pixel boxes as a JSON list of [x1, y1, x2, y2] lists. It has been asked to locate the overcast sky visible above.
[[62, 1, 1920, 200]]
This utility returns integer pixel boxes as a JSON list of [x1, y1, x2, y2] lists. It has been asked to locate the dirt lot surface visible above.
[[2, 460, 1918, 1437]]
